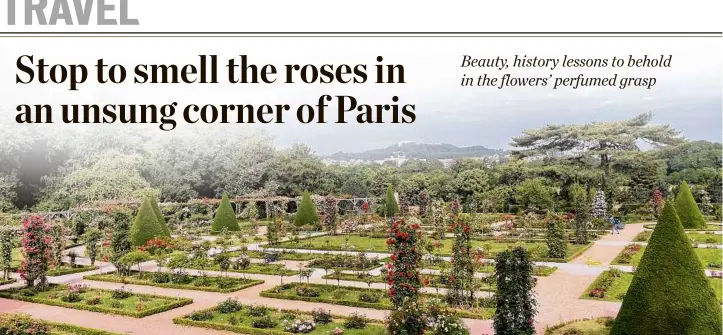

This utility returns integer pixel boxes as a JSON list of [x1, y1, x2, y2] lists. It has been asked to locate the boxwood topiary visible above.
[[674, 181, 706, 229], [129, 198, 165, 246], [212, 194, 240, 232], [611, 200, 721, 335]]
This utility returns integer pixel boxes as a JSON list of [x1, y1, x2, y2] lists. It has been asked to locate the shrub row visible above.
[[83, 274, 264, 293], [0, 291, 193, 318]]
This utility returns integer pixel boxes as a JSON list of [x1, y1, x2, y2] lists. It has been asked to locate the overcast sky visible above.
[[0, 37, 720, 155]]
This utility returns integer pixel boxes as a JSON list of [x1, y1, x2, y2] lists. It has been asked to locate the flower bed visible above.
[[189, 262, 298, 276], [321, 272, 496, 291], [0, 284, 193, 318], [173, 303, 387, 335], [260, 283, 494, 319], [307, 254, 381, 271], [581, 270, 722, 303], [416, 260, 557, 276], [225, 250, 319, 261], [84, 271, 264, 293], [611, 244, 722, 269], [270, 235, 590, 262], [47, 265, 99, 277]]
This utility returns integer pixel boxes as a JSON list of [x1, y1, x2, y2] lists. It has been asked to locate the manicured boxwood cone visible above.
[[212, 194, 240, 232], [674, 181, 706, 229], [148, 196, 170, 236], [611, 201, 721, 335], [294, 191, 319, 228], [130, 198, 165, 246], [385, 185, 399, 218]]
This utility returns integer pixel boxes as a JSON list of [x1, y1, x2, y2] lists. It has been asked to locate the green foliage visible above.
[[494, 247, 537, 335], [568, 183, 589, 244], [293, 191, 319, 228], [611, 201, 721, 335], [212, 194, 240, 232], [674, 181, 706, 229], [110, 208, 133, 274], [545, 214, 567, 259], [84, 228, 102, 266], [129, 198, 165, 246], [385, 185, 399, 218], [515, 177, 555, 211]]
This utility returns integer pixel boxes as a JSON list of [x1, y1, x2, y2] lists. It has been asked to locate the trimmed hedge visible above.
[[83, 273, 264, 293], [675, 181, 706, 229], [293, 191, 319, 228], [212, 194, 240, 232], [47, 265, 99, 277], [611, 201, 722, 335], [49, 322, 125, 335], [0, 288, 193, 318]]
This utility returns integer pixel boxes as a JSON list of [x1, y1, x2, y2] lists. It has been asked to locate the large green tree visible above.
[[385, 185, 399, 218], [212, 193, 240, 232], [611, 201, 721, 335], [511, 112, 683, 201], [674, 181, 706, 229]]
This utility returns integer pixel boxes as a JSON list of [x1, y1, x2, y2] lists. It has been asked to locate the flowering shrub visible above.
[[112, 288, 132, 299], [247, 304, 268, 317], [386, 298, 426, 335], [251, 315, 277, 329], [86, 296, 102, 305], [425, 302, 470, 335], [617, 244, 642, 264], [340, 217, 361, 234], [332, 327, 344, 335], [295, 284, 320, 297], [139, 237, 173, 255], [343, 313, 367, 329], [311, 308, 332, 324], [386, 218, 422, 308], [588, 288, 606, 298], [0, 313, 52, 335], [217, 298, 243, 313], [283, 319, 316, 333], [20, 216, 52, 289]]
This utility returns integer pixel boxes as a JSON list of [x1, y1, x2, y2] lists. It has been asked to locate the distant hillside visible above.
[[325, 142, 505, 161]]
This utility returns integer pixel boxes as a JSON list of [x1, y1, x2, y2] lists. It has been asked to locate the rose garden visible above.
[[1, 113, 721, 334]]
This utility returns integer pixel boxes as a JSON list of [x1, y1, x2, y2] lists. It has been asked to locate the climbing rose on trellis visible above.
[[431, 200, 445, 239], [0, 228, 16, 281], [651, 187, 664, 218], [418, 189, 430, 216], [20, 216, 52, 289], [446, 214, 475, 307], [321, 195, 339, 234], [385, 218, 422, 308], [591, 190, 607, 218]]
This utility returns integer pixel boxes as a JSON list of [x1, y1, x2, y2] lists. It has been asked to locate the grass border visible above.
[[47, 265, 99, 277], [83, 272, 264, 293], [0, 286, 193, 318], [544, 317, 614, 335]]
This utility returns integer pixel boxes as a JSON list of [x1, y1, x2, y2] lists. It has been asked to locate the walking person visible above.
[[610, 215, 619, 234]]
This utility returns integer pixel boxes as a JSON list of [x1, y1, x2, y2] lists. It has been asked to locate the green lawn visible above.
[[634, 231, 722, 244], [174, 305, 386, 335], [612, 245, 722, 269], [84, 271, 264, 293], [0, 284, 192, 317], [271, 235, 590, 261], [545, 317, 613, 335], [418, 261, 557, 276], [581, 271, 722, 303], [260, 283, 494, 319], [688, 233, 723, 244]]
